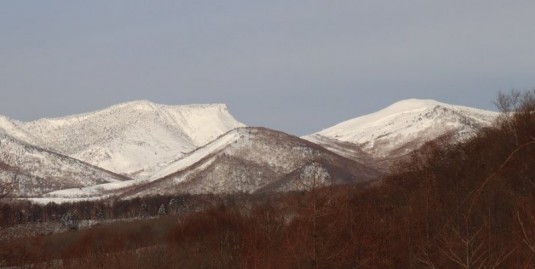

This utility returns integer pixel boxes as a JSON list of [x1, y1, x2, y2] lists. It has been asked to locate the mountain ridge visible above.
[[44, 127, 380, 201], [0, 98, 499, 201], [304, 98, 498, 170], [0, 100, 244, 180], [0, 133, 130, 197]]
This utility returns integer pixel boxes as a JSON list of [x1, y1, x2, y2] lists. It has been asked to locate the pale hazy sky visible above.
[[1, 1, 535, 135]]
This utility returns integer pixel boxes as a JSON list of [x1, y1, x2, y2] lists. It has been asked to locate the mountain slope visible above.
[[119, 127, 379, 197], [0, 134, 129, 197], [0, 101, 244, 179], [304, 99, 498, 170], [46, 128, 380, 200]]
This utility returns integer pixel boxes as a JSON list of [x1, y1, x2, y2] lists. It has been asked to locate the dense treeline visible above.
[[0, 194, 216, 228], [1, 90, 535, 268]]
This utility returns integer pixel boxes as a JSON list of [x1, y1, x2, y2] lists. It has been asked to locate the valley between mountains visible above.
[[0, 99, 497, 202]]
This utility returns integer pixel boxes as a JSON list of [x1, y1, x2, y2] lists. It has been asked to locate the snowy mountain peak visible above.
[[29, 100, 231, 126], [381, 98, 442, 111], [0, 100, 244, 180], [109, 100, 229, 112], [305, 99, 498, 160], [110, 99, 158, 112], [316, 99, 465, 135]]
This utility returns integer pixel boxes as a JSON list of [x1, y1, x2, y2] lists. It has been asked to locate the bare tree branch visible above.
[[0, 169, 17, 200], [517, 211, 535, 255]]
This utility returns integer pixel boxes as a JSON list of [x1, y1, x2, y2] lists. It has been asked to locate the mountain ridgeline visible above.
[[304, 99, 497, 171], [0, 99, 497, 200]]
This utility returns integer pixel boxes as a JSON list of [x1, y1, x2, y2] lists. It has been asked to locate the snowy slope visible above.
[[45, 127, 379, 200], [1, 98, 497, 201], [120, 127, 379, 198], [0, 101, 244, 179], [0, 134, 129, 197], [0, 116, 36, 142], [305, 99, 498, 167], [45, 128, 244, 200]]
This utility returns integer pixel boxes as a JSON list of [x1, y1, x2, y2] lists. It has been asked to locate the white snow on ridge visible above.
[[159, 103, 241, 146], [45, 129, 245, 199], [0, 116, 34, 142], [0, 100, 244, 179], [149, 128, 243, 181], [306, 99, 498, 157], [1, 98, 500, 202], [0, 133, 128, 197]]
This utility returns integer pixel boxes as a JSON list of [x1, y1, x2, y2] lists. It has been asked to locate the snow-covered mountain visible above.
[[304, 99, 498, 170], [0, 133, 129, 197], [45, 127, 380, 200], [1, 98, 499, 201], [0, 101, 244, 179]]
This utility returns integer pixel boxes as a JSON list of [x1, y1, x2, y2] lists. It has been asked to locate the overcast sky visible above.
[[1, 1, 535, 135]]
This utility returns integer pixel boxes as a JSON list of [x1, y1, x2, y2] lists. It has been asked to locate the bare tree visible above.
[[0, 166, 17, 200], [494, 90, 522, 113], [416, 216, 516, 269], [517, 211, 535, 262], [494, 89, 535, 146], [0, 165, 17, 202], [0, 138, 16, 200], [0, 178, 15, 200]]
